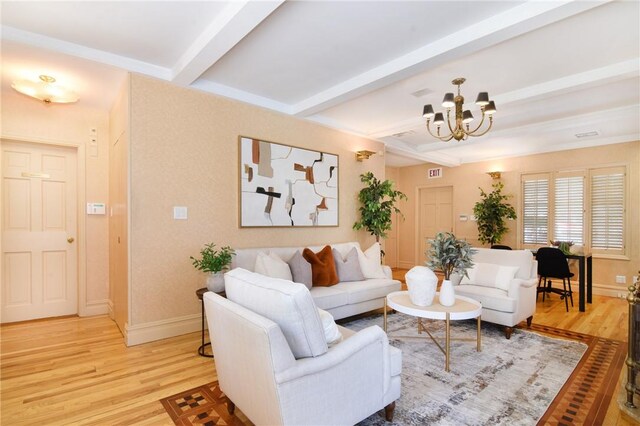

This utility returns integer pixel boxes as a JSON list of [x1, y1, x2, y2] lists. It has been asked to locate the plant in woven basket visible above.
[[425, 232, 476, 280]]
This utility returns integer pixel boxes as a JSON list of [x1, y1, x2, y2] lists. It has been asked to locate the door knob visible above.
[[67, 237, 75, 243]]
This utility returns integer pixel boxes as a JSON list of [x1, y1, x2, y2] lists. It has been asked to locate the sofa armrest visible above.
[[275, 325, 390, 387], [382, 265, 393, 279], [507, 277, 538, 298]]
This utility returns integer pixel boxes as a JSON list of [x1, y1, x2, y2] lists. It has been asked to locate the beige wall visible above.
[[1, 90, 111, 314], [395, 141, 640, 291], [128, 74, 385, 325]]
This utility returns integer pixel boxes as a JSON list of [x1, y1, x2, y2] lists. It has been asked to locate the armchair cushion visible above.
[[317, 308, 343, 346], [225, 268, 328, 359], [456, 285, 517, 313]]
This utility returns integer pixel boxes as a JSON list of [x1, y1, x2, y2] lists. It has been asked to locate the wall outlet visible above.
[[616, 275, 626, 284]]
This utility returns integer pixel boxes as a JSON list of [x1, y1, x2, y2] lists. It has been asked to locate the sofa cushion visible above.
[[303, 245, 339, 286], [224, 268, 328, 359], [461, 262, 519, 292], [288, 250, 312, 289], [357, 243, 387, 279], [471, 248, 534, 280], [309, 286, 349, 310], [454, 284, 517, 313], [254, 252, 293, 281], [333, 247, 365, 282], [332, 279, 401, 304], [317, 308, 343, 346]]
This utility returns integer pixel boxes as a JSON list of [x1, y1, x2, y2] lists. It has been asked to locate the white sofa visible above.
[[204, 268, 401, 425], [452, 248, 538, 339], [232, 242, 402, 320]]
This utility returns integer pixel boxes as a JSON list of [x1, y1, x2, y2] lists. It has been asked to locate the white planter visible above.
[[206, 272, 225, 293], [439, 279, 456, 307], [405, 266, 437, 306]]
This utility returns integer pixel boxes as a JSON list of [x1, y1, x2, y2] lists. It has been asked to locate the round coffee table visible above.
[[384, 290, 482, 372]]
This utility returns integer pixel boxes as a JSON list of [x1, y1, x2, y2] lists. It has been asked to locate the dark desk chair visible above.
[[491, 245, 512, 250], [536, 247, 574, 311]]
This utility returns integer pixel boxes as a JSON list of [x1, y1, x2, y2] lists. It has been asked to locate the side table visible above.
[[196, 288, 225, 358]]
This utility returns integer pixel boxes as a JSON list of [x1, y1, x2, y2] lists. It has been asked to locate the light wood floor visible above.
[[0, 272, 634, 425]]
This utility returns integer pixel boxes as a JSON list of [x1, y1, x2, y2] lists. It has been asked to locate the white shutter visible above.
[[591, 167, 625, 253], [554, 174, 584, 245], [522, 176, 549, 245]]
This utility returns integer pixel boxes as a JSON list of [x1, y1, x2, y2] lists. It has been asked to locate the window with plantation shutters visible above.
[[590, 167, 625, 254], [554, 174, 584, 245], [522, 176, 549, 245]]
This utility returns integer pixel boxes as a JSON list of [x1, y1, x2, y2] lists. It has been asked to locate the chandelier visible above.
[[11, 75, 79, 104], [422, 78, 496, 142]]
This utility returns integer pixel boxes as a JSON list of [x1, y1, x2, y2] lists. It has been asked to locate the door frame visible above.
[[414, 184, 455, 267], [0, 135, 92, 317]]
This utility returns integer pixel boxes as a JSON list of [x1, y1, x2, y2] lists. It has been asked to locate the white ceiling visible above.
[[2, 1, 639, 167]]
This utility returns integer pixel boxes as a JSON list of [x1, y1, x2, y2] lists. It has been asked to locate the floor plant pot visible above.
[[405, 266, 437, 306], [206, 272, 225, 292], [439, 279, 456, 307]]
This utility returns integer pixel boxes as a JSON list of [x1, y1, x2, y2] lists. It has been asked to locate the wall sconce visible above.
[[355, 150, 376, 162], [486, 171, 501, 180]]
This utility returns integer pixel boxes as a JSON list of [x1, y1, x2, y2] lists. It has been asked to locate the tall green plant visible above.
[[425, 232, 476, 280], [353, 172, 407, 242], [473, 182, 517, 246]]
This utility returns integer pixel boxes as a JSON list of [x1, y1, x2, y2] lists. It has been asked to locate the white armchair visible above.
[[204, 268, 401, 425], [452, 248, 538, 339]]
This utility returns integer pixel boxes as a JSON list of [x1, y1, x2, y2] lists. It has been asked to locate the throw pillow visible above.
[[460, 262, 519, 292], [494, 265, 520, 291], [254, 252, 293, 281], [288, 250, 313, 289], [317, 308, 343, 346], [332, 247, 365, 282], [357, 242, 387, 279], [302, 245, 339, 286]]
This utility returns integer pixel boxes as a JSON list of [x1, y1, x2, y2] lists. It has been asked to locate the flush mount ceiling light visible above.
[[11, 75, 79, 104], [422, 77, 496, 142]]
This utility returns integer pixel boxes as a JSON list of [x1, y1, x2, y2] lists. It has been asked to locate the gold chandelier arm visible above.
[[426, 121, 454, 142], [445, 109, 456, 134], [466, 111, 487, 134], [466, 116, 494, 137]]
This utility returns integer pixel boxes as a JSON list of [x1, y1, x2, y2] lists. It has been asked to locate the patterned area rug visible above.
[[159, 317, 625, 426]]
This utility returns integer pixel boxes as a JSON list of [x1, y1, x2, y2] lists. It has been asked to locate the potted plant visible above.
[[473, 182, 517, 246], [425, 232, 476, 306], [190, 243, 235, 292], [352, 172, 407, 246]]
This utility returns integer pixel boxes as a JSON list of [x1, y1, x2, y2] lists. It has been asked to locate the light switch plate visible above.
[[173, 206, 188, 220]]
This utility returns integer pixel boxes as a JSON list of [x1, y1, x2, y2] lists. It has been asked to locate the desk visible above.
[[566, 253, 593, 312], [534, 251, 593, 312]]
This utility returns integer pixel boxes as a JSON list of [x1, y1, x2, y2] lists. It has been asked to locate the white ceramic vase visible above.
[[439, 279, 456, 307], [405, 266, 437, 306], [206, 272, 225, 293]]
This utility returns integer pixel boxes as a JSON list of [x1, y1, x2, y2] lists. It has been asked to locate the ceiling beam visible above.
[[291, 0, 611, 117], [2, 26, 171, 79], [171, 1, 284, 86], [383, 139, 461, 167]]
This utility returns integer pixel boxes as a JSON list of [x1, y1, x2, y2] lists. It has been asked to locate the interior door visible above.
[[419, 186, 453, 264], [1, 140, 78, 322]]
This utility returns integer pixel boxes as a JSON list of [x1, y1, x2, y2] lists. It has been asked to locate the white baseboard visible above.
[[592, 283, 627, 298], [125, 313, 202, 346], [107, 300, 114, 319], [79, 299, 109, 317], [398, 261, 415, 270]]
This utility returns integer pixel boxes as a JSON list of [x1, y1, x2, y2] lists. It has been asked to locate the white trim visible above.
[[591, 283, 628, 298], [82, 299, 110, 316], [124, 314, 202, 346]]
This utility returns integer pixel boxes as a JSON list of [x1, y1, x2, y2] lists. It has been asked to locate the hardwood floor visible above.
[[0, 271, 634, 425]]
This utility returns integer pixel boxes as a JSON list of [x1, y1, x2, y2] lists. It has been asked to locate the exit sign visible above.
[[428, 167, 443, 179]]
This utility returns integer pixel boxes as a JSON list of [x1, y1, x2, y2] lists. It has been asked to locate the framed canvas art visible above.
[[239, 136, 339, 227]]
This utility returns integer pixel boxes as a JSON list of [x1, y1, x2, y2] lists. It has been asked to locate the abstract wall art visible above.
[[239, 137, 339, 227]]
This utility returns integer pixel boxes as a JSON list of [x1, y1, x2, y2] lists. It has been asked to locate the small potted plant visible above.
[[190, 243, 235, 292], [425, 232, 476, 306]]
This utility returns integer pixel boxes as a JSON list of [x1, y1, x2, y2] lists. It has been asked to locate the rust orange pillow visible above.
[[302, 246, 339, 287]]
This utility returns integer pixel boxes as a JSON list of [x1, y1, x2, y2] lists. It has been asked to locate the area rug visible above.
[[159, 316, 625, 426]]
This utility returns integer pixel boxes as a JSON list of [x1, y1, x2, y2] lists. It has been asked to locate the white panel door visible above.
[[1, 141, 78, 322], [419, 186, 453, 264]]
